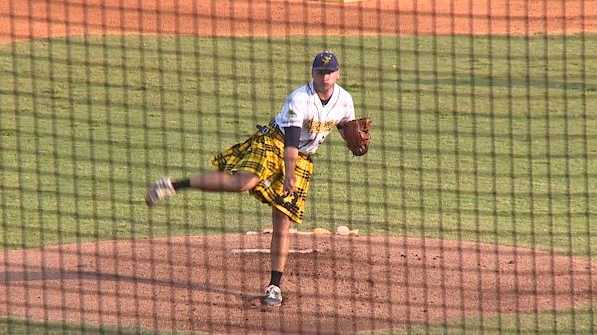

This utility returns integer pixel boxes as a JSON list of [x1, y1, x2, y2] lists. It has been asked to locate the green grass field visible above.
[[0, 34, 596, 333], [0, 317, 165, 335], [2, 307, 596, 335]]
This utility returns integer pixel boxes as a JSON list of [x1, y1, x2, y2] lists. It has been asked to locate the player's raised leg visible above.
[[145, 171, 259, 207], [189, 171, 260, 192]]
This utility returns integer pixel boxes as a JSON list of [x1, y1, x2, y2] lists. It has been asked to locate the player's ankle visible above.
[[172, 178, 191, 191], [269, 271, 283, 288]]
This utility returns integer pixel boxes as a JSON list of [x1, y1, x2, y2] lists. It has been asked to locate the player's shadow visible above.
[[0, 268, 263, 303]]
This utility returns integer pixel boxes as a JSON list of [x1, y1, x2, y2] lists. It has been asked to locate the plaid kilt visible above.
[[211, 125, 314, 224]]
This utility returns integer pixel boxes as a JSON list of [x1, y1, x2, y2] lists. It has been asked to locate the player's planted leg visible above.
[[263, 208, 292, 306]]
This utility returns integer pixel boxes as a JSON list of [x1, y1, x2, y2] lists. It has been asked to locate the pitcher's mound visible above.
[[0, 234, 595, 334]]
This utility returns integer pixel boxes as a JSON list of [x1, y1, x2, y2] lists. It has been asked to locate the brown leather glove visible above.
[[339, 117, 371, 156]]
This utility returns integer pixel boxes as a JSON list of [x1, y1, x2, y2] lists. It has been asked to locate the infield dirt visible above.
[[1, 234, 596, 334]]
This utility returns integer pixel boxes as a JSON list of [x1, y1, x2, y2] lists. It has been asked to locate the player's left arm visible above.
[[336, 94, 371, 156], [336, 94, 357, 141]]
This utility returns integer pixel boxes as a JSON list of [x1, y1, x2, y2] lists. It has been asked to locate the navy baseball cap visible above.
[[312, 51, 339, 72]]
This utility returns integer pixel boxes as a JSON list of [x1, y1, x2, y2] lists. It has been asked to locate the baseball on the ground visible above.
[[336, 225, 350, 235]]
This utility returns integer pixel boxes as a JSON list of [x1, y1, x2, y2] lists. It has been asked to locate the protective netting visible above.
[[0, 1, 595, 334]]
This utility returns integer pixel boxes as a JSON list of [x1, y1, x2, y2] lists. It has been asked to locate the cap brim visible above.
[[313, 66, 339, 71]]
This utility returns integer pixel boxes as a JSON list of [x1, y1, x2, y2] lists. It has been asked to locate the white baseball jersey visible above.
[[274, 80, 355, 155]]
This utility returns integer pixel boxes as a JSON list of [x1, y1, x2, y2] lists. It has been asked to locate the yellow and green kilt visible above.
[[211, 125, 314, 224]]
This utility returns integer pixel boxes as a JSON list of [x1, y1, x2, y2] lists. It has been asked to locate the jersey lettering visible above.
[[303, 119, 337, 133]]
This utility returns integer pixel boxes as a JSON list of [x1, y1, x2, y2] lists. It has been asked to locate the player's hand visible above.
[[283, 174, 297, 196]]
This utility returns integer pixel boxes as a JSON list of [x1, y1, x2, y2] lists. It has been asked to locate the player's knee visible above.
[[236, 173, 259, 192], [272, 209, 292, 233], [237, 183, 253, 192]]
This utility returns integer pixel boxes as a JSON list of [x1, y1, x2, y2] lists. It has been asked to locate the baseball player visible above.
[[145, 50, 369, 306]]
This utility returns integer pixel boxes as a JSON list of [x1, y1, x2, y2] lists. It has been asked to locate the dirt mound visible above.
[[0, 234, 594, 334]]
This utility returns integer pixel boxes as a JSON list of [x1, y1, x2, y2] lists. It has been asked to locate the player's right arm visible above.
[[282, 127, 300, 194], [275, 91, 308, 195]]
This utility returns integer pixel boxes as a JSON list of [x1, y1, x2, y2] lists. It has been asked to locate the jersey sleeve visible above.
[[276, 93, 307, 128]]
